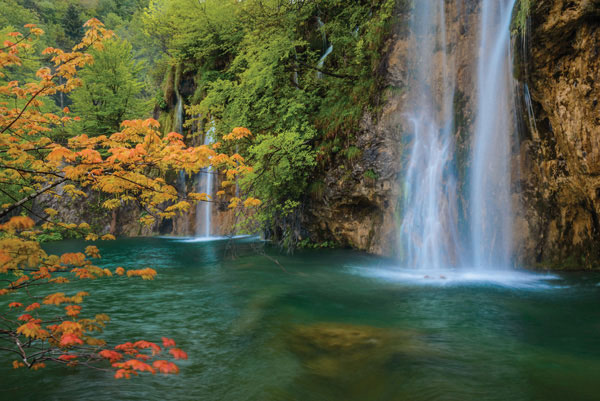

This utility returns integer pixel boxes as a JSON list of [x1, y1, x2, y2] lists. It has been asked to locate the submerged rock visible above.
[[287, 323, 424, 378]]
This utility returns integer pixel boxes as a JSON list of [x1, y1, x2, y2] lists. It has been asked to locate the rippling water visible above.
[[2, 237, 600, 401]]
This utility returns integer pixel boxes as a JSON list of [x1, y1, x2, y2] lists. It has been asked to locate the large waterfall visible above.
[[400, 0, 517, 269]]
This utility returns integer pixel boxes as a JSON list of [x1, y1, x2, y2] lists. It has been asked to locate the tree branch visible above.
[[0, 178, 67, 219]]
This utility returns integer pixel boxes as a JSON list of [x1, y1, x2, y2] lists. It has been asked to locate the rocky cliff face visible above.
[[514, 0, 600, 268]]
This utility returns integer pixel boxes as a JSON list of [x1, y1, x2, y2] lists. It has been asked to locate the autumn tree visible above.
[[0, 19, 257, 377]]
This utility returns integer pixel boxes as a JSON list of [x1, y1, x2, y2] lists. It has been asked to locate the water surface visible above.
[[2, 237, 599, 401]]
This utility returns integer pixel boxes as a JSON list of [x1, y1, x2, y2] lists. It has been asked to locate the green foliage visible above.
[[242, 131, 317, 205], [0, 0, 39, 29], [512, 0, 532, 36], [68, 39, 151, 137], [309, 181, 326, 199], [297, 238, 336, 249], [143, 0, 395, 244], [63, 3, 83, 43], [364, 170, 378, 180], [345, 146, 362, 161]]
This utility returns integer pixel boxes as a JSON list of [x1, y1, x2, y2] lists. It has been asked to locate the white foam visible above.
[[348, 265, 562, 289]]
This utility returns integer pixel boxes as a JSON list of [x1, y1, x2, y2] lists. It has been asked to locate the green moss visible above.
[[345, 146, 362, 160], [512, 0, 532, 36], [309, 181, 326, 199], [364, 170, 378, 180]]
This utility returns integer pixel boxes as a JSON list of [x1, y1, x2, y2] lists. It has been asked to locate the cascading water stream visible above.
[[470, 0, 516, 269], [174, 85, 186, 192], [400, 0, 459, 269], [399, 0, 517, 270], [316, 17, 333, 79], [195, 128, 215, 238]]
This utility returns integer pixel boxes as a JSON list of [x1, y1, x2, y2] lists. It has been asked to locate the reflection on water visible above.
[[2, 238, 599, 401]]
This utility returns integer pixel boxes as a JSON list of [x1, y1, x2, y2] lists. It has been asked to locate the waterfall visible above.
[[400, 0, 459, 269], [470, 0, 516, 268], [399, 0, 517, 269], [195, 127, 215, 238], [175, 84, 186, 193], [316, 17, 333, 79]]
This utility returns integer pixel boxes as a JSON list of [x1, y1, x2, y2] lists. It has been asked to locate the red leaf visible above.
[[161, 337, 176, 348], [153, 360, 179, 374], [169, 348, 188, 360], [60, 333, 83, 347], [99, 350, 123, 362]]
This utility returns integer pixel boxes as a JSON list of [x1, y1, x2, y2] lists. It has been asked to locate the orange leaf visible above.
[[169, 348, 188, 360], [17, 314, 33, 321], [60, 333, 83, 347], [152, 360, 179, 374], [25, 302, 40, 311], [43, 292, 69, 305], [161, 337, 176, 348], [133, 340, 161, 355], [65, 305, 81, 317], [8, 302, 23, 308], [58, 354, 78, 362], [98, 350, 123, 362]]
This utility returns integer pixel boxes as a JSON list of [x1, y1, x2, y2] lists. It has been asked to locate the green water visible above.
[[2, 237, 600, 401]]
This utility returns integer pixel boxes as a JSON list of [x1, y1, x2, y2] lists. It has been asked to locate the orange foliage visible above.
[[98, 350, 123, 362], [58, 354, 78, 362], [126, 268, 157, 280], [169, 348, 188, 360], [25, 302, 40, 311], [161, 337, 176, 348], [59, 333, 84, 347], [152, 360, 179, 374], [0, 17, 263, 378]]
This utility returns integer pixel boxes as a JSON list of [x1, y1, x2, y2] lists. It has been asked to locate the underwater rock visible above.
[[287, 323, 424, 378]]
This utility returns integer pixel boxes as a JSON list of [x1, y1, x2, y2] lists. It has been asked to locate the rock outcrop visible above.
[[514, 0, 600, 268]]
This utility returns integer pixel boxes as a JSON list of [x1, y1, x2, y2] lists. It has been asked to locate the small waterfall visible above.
[[316, 17, 333, 79], [195, 128, 215, 238], [469, 0, 516, 268], [175, 84, 186, 192], [399, 0, 517, 270]]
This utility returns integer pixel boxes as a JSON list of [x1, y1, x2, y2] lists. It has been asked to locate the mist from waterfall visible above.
[[400, 0, 517, 270]]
